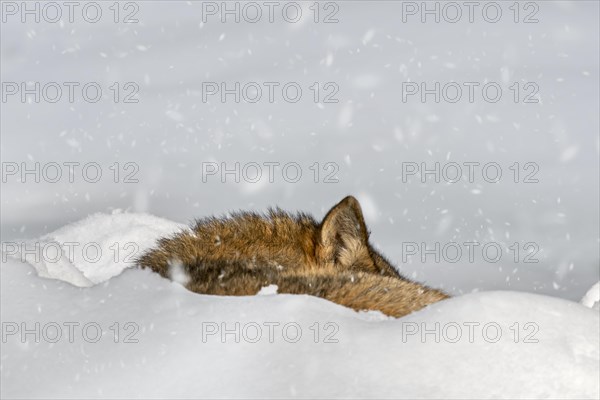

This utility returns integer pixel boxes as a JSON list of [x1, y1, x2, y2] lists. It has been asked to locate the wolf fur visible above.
[[137, 196, 448, 317]]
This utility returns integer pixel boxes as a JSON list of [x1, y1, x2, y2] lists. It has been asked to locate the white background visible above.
[[2, 0, 599, 300]]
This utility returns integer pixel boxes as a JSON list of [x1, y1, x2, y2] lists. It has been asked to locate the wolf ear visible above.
[[318, 196, 372, 269]]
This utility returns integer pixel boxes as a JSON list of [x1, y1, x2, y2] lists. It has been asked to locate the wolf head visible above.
[[138, 196, 403, 279]]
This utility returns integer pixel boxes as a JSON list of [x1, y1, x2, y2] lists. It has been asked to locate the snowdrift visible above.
[[1, 212, 598, 399]]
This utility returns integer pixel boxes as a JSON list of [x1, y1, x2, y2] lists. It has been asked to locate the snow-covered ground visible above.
[[1, 210, 599, 399], [1, 212, 599, 399], [1, 1, 599, 398]]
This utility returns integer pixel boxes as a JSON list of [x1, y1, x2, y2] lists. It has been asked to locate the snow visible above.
[[257, 284, 279, 295], [12, 211, 185, 286], [1, 213, 599, 399], [581, 282, 600, 310]]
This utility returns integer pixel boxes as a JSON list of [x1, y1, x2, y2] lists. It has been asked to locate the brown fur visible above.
[[137, 196, 449, 317]]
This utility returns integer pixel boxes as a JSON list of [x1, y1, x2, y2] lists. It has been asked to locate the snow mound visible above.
[[9, 211, 186, 286], [581, 282, 600, 310], [1, 264, 598, 398]]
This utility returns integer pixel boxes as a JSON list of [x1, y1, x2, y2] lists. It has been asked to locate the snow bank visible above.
[[1, 213, 598, 399], [581, 282, 600, 310], [10, 211, 186, 286]]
